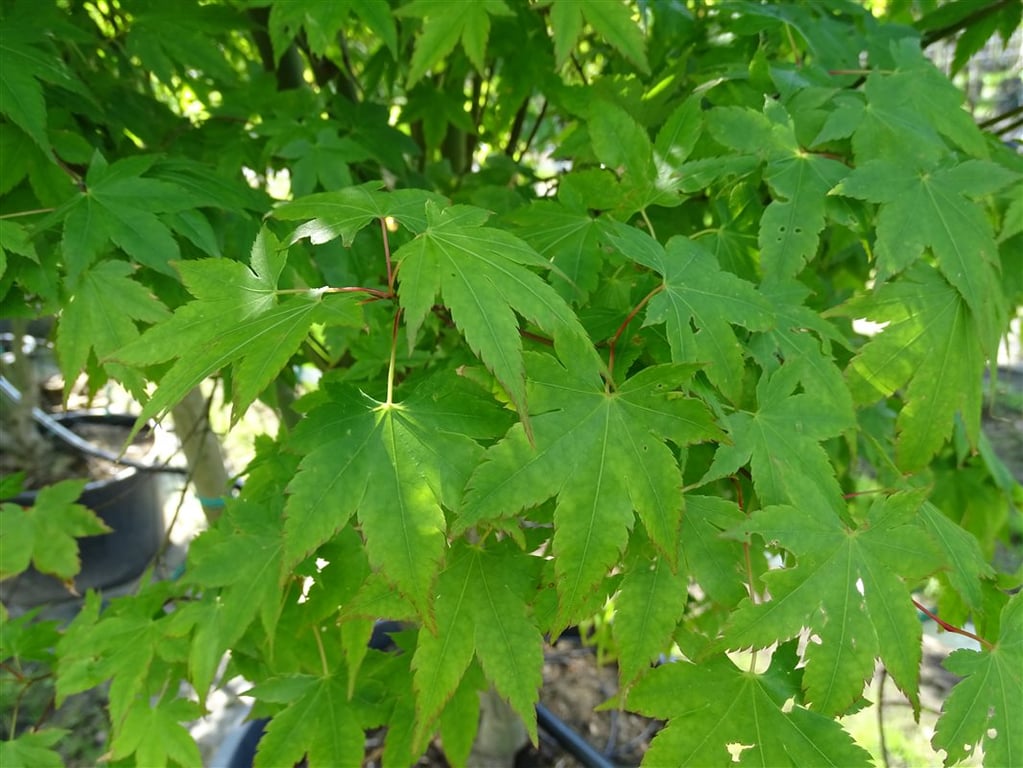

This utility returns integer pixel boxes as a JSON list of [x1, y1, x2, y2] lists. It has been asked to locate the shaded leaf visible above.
[[0, 479, 106, 581]]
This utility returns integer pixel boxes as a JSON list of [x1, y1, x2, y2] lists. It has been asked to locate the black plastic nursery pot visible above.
[[0, 413, 166, 608]]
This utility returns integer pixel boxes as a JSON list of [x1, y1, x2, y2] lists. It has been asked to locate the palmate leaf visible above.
[[398, 0, 512, 85], [703, 363, 849, 514], [56, 585, 186, 726], [394, 201, 599, 425], [613, 533, 688, 687], [932, 591, 1022, 768], [628, 653, 872, 767], [838, 262, 990, 470], [108, 696, 202, 768], [285, 375, 506, 619], [0, 479, 107, 581], [607, 224, 774, 403], [707, 100, 849, 281], [113, 228, 362, 429], [249, 674, 365, 768], [183, 498, 288, 667], [588, 101, 684, 214], [0, 729, 67, 768], [411, 540, 543, 748], [831, 157, 1017, 335], [459, 351, 721, 625], [0, 11, 82, 157], [723, 491, 944, 717], [56, 261, 169, 401], [267, 0, 397, 62], [507, 201, 609, 303], [273, 182, 445, 246], [61, 152, 197, 278], [547, 0, 649, 74], [751, 279, 854, 426]]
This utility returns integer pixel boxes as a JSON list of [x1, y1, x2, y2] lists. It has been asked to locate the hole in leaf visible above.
[[726, 743, 754, 762]]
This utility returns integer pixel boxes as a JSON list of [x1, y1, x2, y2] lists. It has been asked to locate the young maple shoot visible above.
[[1, 1, 1021, 767]]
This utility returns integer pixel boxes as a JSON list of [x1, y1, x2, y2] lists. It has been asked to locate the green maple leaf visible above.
[[273, 182, 445, 246], [613, 533, 688, 686], [0, 220, 39, 276], [268, 0, 397, 61], [703, 363, 849, 513], [751, 279, 855, 427], [108, 696, 203, 768], [61, 152, 195, 278], [607, 224, 774, 403], [249, 673, 365, 768], [680, 495, 748, 608], [723, 491, 944, 716], [277, 128, 373, 196], [0, 479, 108, 581], [918, 501, 995, 613], [398, 0, 512, 86], [460, 352, 721, 625], [838, 262, 991, 470], [547, 0, 649, 73], [859, 39, 989, 165], [0, 14, 81, 157], [411, 540, 543, 747], [285, 375, 505, 619], [56, 261, 169, 401], [113, 228, 362, 428], [0, 730, 67, 768], [832, 158, 1017, 331], [932, 592, 1022, 767], [184, 497, 288, 653], [57, 586, 186, 725], [507, 201, 609, 303], [707, 101, 849, 281], [394, 201, 598, 425], [587, 101, 685, 214], [628, 652, 873, 767]]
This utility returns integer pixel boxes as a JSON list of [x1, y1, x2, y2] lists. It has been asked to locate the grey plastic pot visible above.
[[0, 413, 166, 609]]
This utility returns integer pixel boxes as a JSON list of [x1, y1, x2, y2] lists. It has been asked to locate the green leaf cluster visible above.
[[2, 1, 1021, 766]]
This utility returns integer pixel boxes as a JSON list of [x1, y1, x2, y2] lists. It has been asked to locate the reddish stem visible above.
[[607, 285, 662, 380], [842, 489, 887, 499], [912, 599, 992, 650], [380, 216, 395, 293]]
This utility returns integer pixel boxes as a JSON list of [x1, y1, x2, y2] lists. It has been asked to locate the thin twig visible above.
[[607, 285, 662, 381], [877, 667, 891, 768], [912, 599, 992, 650]]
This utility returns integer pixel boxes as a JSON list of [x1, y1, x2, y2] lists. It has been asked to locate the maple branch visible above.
[[516, 98, 549, 162], [912, 599, 993, 650], [607, 285, 662, 380], [920, 0, 1016, 48], [979, 104, 1023, 130]]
